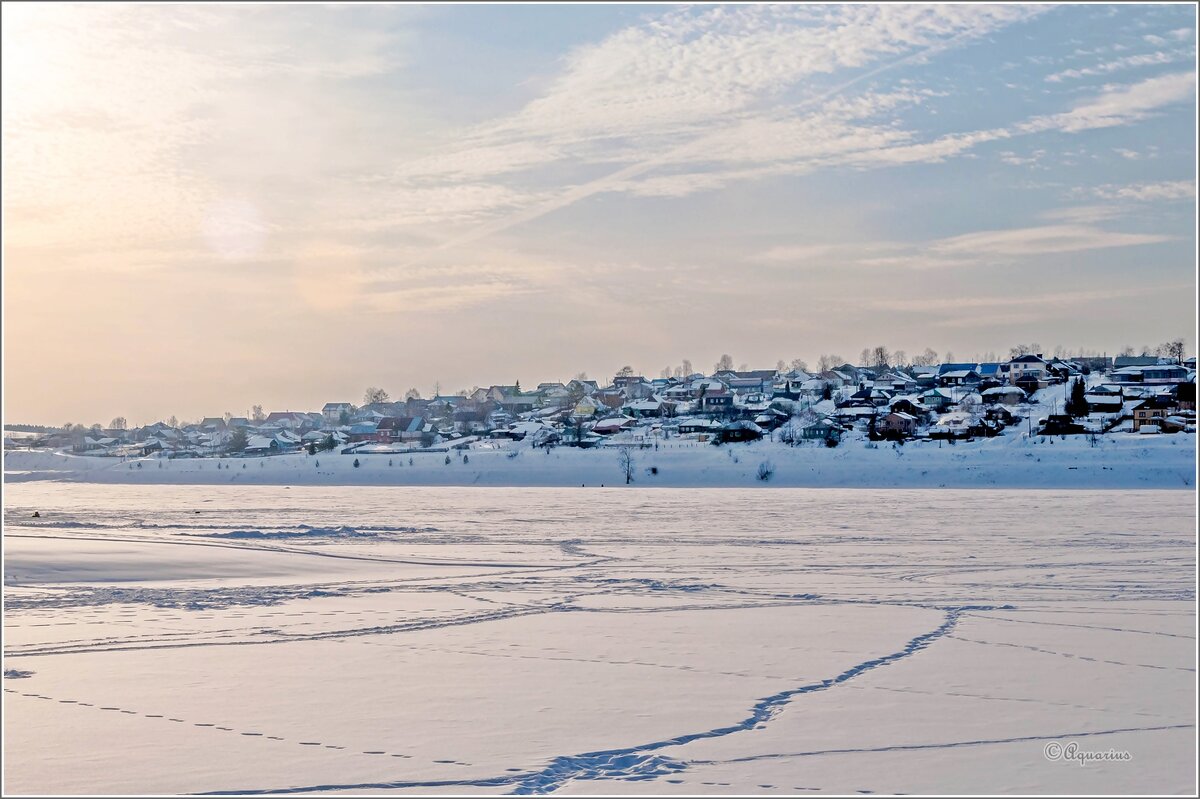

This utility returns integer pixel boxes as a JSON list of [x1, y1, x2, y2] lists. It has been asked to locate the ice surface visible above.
[[2, 484, 1195, 794]]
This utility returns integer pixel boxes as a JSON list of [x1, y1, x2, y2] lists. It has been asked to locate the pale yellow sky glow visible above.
[[3, 3, 1196, 425]]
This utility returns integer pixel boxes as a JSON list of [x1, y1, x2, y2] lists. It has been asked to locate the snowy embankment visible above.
[[5, 432, 1196, 489]]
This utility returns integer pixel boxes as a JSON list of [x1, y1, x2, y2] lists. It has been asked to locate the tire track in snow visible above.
[[690, 723, 1195, 764], [969, 613, 1197, 639], [3, 531, 558, 570], [4, 603, 566, 658], [947, 634, 1196, 672], [2, 687, 423, 762], [845, 684, 1178, 721]]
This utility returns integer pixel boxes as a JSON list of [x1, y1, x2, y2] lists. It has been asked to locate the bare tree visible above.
[[891, 350, 907, 367], [776, 360, 787, 372], [167, 415, 179, 429], [816, 354, 844, 373], [616, 365, 635, 378], [959, 394, 981, 422], [911, 348, 939, 367], [790, 357, 809, 372], [110, 417, 127, 430], [871, 346, 890, 368], [681, 359, 693, 377], [251, 405, 265, 422], [714, 354, 734, 373], [363, 387, 390, 406], [661, 366, 674, 378], [574, 371, 589, 381], [405, 387, 422, 400], [1157, 338, 1186, 363], [859, 348, 872, 367], [223, 411, 233, 423], [617, 448, 636, 485], [1118, 345, 1135, 357]]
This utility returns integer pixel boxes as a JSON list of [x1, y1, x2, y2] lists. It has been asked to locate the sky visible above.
[[2, 2, 1197, 426]]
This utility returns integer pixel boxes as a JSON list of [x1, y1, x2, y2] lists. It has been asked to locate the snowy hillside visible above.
[[6, 431, 1195, 489]]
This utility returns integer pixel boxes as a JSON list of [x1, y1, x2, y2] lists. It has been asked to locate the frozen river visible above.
[[3, 484, 1196, 794]]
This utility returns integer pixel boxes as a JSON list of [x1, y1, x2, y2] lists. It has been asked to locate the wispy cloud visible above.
[[1091, 180, 1196, 201], [752, 217, 1175, 274], [931, 224, 1172, 256], [1045, 48, 1196, 83], [1020, 70, 1197, 132]]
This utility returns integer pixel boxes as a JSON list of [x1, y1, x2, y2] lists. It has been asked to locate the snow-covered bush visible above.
[[756, 460, 774, 481]]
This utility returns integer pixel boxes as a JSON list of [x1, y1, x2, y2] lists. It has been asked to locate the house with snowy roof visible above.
[[981, 385, 1026, 406], [1006, 354, 1050, 388], [920, 388, 956, 412], [938, 368, 982, 388], [625, 396, 667, 418], [590, 416, 637, 435], [322, 403, 353, 426], [375, 416, 430, 443], [880, 411, 919, 436]]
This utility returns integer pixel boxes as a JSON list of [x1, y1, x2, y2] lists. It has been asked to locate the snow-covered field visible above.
[[3, 483, 1195, 794], [5, 430, 1197, 489]]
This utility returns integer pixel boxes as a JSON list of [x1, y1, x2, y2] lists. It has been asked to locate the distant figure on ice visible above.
[[31, 511, 40, 518]]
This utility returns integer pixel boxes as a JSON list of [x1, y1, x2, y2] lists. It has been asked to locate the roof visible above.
[[1132, 396, 1178, 410], [323, 402, 352, 411], [938, 363, 979, 374], [723, 369, 777, 380], [377, 416, 427, 433], [592, 416, 636, 431], [508, 420, 551, 435], [834, 406, 878, 417], [1114, 355, 1161, 368], [935, 411, 973, 426]]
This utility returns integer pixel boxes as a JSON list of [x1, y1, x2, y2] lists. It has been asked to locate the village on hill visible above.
[[6, 346, 1196, 460]]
